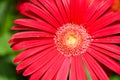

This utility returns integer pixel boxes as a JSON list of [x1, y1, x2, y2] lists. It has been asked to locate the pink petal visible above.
[[14, 19, 56, 33], [91, 45, 120, 60], [85, 53, 109, 80], [29, 54, 63, 80], [14, 44, 53, 63], [16, 47, 54, 71], [87, 48, 120, 74], [11, 38, 54, 50], [56, 57, 70, 80], [92, 24, 120, 38]]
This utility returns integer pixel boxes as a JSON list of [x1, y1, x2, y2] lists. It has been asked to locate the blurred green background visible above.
[[0, 0, 27, 80], [0, 0, 120, 80]]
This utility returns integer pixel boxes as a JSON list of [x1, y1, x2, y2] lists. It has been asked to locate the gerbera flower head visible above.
[[9, 0, 120, 80]]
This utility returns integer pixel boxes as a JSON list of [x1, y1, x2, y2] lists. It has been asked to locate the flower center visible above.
[[66, 35, 77, 48], [54, 24, 91, 56]]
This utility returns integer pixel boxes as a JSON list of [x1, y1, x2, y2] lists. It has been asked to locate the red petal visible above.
[[62, 0, 70, 22], [29, 54, 62, 80], [92, 43, 120, 55], [11, 38, 54, 50], [91, 45, 120, 60], [10, 31, 54, 42], [88, 12, 120, 33], [87, 48, 120, 74], [31, 0, 41, 7], [70, 56, 87, 80], [92, 24, 120, 38], [11, 26, 35, 31], [70, 0, 88, 24], [82, 53, 99, 80], [41, 56, 65, 80], [18, 3, 43, 21], [56, 58, 70, 80], [14, 19, 56, 33], [76, 56, 87, 80], [87, 0, 114, 27], [85, 53, 109, 80], [93, 36, 120, 43], [14, 44, 53, 63], [20, 3, 60, 28], [54, 0, 69, 23], [23, 48, 58, 76], [38, 0, 65, 26], [70, 57, 77, 80], [84, 0, 103, 22], [16, 47, 54, 70]]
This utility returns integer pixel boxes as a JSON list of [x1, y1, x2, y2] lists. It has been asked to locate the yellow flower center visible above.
[[66, 35, 77, 46]]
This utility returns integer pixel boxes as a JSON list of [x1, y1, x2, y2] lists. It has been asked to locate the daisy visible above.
[[9, 0, 120, 80]]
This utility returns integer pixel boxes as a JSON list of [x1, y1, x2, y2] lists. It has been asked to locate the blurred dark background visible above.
[[0, 0, 120, 80]]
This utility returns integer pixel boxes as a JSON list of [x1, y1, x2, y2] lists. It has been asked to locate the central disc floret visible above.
[[54, 24, 91, 56], [65, 34, 78, 48]]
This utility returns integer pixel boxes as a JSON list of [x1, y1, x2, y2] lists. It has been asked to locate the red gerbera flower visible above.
[[9, 0, 120, 80]]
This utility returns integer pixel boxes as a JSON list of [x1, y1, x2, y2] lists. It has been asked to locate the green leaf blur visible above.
[[0, 0, 27, 80]]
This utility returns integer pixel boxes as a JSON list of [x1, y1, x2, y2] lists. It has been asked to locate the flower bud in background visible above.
[[112, 0, 120, 11]]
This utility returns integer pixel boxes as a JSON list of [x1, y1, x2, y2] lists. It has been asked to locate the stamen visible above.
[[54, 23, 92, 56]]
